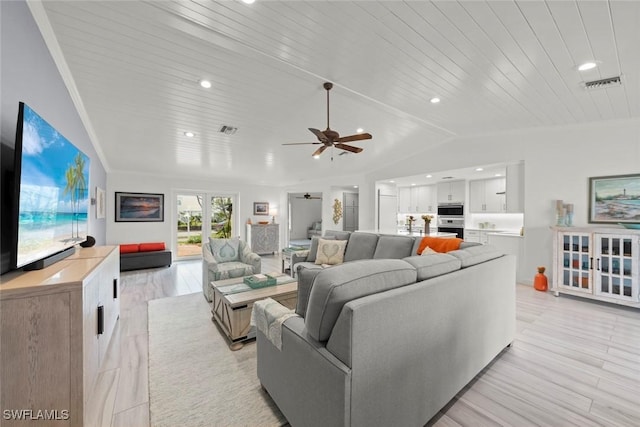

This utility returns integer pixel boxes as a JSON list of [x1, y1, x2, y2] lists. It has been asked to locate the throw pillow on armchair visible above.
[[209, 238, 241, 262]]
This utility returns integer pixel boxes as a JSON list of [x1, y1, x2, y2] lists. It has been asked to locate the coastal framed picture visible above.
[[253, 202, 269, 216], [96, 187, 106, 219], [589, 174, 640, 224], [115, 192, 164, 222]]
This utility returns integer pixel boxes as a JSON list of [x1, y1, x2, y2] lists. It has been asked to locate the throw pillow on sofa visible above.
[[315, 239, 347, 265], [209, 238, 241, 263], [420, 246, 437, 255], [306, 235, 335, 263], [416, 236, 463, 254]]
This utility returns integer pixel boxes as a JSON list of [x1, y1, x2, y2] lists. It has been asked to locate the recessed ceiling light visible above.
[[242, 0, 255, 4], [389, 180, 395, 183], [356, 128, 364, 133], [199, 79, 212, 89], [578, 62, 597, 71], [425, 174, 432, 178], [430, 97, 440, 104], [495, 173, 502, 177], [475, 167, 483, 172], [184, 131, 195, 137], [313, 155, 320, 159], [353, 185, 358, 188], [411, 183, 416, 186]]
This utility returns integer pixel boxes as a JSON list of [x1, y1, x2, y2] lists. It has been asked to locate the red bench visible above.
[[120, 242, 172, 271]]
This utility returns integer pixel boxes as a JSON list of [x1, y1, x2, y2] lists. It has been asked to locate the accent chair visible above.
[[202, 238, 261, 301]]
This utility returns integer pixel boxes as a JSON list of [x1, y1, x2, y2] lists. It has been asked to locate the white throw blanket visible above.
[[251, 298, 299, 350]]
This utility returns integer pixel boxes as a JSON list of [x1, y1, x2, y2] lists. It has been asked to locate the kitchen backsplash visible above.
[[468, 213, 523, 231]]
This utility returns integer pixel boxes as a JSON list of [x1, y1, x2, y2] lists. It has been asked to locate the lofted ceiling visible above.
[[33, 0, 640, 186]]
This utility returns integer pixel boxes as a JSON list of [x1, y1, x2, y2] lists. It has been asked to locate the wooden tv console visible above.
[[0, 246, 120, 427]]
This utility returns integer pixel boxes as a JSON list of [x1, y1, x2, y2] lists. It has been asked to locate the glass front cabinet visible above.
[[553, 228, 640, 307]]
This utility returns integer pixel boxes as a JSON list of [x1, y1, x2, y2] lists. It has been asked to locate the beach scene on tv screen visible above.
[[17, 105, 90, 268]]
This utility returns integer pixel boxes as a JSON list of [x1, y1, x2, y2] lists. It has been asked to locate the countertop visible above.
[[356, 229, 458, 238], [467, 227, 523, 238], [486, 231, 523, 238]]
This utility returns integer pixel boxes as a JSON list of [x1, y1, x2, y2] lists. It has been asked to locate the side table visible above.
[[282, 247, 309, 277]]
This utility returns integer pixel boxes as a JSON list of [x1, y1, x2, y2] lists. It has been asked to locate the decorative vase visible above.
[[424, 221, 430, 233], [533, 266, 548, 292]]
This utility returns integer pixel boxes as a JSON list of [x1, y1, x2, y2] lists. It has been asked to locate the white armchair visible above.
[[202, 238, 261, 301]]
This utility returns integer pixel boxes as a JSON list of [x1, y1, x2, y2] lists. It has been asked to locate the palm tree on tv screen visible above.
[[63, 153, 87, 240]]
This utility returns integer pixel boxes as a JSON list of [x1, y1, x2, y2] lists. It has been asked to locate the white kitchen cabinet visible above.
[[469, 181, 483, 213], [437, 180, 465, 204], [465, 229, 490, 244], [465, 229, 480, 243], [469, 178, 506, 213], [398, 187, 412, 212], [398, 185, 436, 213], [552, 227, 640, 307], [415, 185, 436, 213]]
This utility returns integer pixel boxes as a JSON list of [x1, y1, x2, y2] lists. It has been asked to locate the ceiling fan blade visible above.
[[312, 145, 328, 157], [335, 143, 363, 153], [336, 133, 372, 143], [309, 128, 328, 143], [282, 142, 322, 145]]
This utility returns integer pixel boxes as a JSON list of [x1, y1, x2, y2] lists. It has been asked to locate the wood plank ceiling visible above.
[[35, 1, 640, 186]]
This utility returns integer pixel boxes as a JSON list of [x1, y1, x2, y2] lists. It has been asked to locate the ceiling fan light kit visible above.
[[283, 82, 373, 157]]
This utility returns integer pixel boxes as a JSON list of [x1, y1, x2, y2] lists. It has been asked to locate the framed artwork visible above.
[[115, 192, 164, 222], [589, 174, 640, 224], [96, 187, 106, 219], [253, 202, 269, 216]]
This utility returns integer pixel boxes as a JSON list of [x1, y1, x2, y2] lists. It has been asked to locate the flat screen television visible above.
[[13, 102, 90, 270]]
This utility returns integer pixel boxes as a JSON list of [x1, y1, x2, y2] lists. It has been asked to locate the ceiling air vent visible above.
[[584, 76, 621, 90], [219, 125, 238, 135]]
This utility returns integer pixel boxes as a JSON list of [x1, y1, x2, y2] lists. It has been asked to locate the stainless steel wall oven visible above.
[[437, 204, 465, 239]]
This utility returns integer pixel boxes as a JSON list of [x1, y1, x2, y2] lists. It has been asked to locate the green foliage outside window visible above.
[[212, 197, 232, 238]]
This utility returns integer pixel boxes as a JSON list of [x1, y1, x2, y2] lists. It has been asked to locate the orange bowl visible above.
[[258, 221, 269, 225]]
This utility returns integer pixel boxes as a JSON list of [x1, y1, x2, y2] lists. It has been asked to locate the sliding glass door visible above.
[[209, 196, 234, 240], [176, 194, 204, 259], [175, 192, 238, 260]]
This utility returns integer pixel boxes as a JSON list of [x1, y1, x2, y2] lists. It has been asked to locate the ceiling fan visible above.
[[296, 193, 322, 200], [283, 82, 373, 157]]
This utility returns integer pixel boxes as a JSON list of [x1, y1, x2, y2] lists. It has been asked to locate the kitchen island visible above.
[[356, 229, 458, 238]]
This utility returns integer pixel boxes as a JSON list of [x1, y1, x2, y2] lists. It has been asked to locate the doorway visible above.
[[175, 192, 237, 259], [288, 192, 322, 247], [343, 192, 359, 232]]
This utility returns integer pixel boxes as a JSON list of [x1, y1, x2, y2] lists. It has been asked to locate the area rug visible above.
[[148, 292, 288, 427]]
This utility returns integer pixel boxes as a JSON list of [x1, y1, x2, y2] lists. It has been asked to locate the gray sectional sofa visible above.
[[292, 230, 477, 313], [257, 240, 516, 427]]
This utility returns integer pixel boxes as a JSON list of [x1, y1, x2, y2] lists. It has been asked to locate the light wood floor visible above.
[[92, 255, 640, 427]]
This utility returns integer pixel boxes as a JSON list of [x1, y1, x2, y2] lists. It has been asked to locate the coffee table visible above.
[[210, 276, 297, 350]]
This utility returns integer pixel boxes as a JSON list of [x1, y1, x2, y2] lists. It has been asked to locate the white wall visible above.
[[365, 118, 640, 284], [107, 172, 284, 251]]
